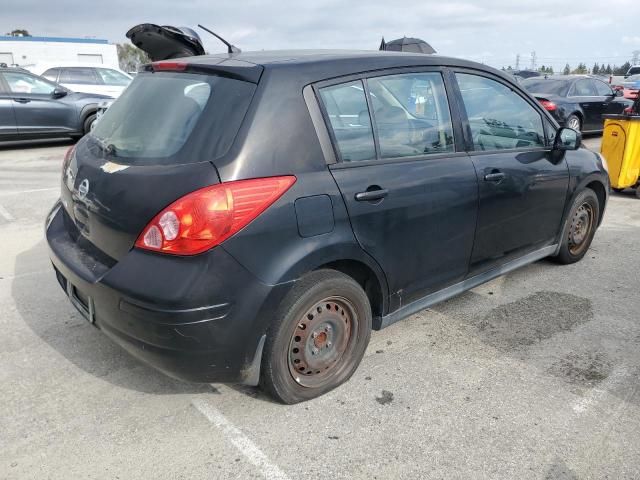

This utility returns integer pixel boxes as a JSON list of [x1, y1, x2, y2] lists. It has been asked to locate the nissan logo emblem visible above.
[[78, 179, 90, 199]]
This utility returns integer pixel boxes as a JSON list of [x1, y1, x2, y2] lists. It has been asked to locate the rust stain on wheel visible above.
[[568, 202, 594, 256], [288, 296, 357, 388]]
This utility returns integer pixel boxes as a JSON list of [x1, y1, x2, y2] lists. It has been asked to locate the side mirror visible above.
[[554, 127, 581, 151], [51, 87, 67, 99]]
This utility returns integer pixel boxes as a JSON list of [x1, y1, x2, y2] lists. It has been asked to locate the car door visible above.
[[0, 73, 18, 137], [452, 71, 569, 276], [317, 70, 479, 308], [593, 78, 628, 117], [569, 78, 600, 131], [3, 71, 78, 135]]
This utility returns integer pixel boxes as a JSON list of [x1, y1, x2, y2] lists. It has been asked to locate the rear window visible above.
[[89, 71, 256, 165], [522, 78, 570, 96], [628, 67, 640, 76], [59, 67, 99, 85]]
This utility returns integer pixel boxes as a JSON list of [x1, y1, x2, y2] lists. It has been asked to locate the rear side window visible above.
[[456, 73, 545, 151], [319, 80, 376, 162], [59, 67, 99, 85], [96, 68, 131, 86], [90, 71, 256, 164], [571, 79, 597, 96], [367, 72, 454, 158]]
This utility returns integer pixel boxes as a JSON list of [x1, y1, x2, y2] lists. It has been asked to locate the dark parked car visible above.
[[45, 51, 609, 403], [522, 75, 632, 133], [0, 67, 110, 141]]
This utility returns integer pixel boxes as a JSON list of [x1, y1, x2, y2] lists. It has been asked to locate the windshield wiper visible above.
[[93, 136, 118, 157]]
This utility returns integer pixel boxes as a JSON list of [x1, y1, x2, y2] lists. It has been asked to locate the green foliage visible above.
[[563, 64, 571, 75], [116, 44, 150, 72], [5, 29, 30, 37], [571, 63, 588, 74]]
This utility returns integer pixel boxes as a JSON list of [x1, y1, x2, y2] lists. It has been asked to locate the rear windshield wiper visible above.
[[93, 136, 118, 157]]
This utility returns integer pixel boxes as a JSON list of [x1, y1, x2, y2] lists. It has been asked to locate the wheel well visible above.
[[317, 260, 384, 318], [570, 111, 583, 124], [585, 181, 606, 225]]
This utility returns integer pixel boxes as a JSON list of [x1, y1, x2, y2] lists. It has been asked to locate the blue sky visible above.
[[3, 0, 640, 70]]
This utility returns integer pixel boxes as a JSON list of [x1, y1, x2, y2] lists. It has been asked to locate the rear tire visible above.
[[83, 114, 97, 135], [566, 114, 582, 132], [260, 270, 372, 404], [553, 189, 599, 264]]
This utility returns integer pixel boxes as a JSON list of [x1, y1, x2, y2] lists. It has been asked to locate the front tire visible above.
[[260, 270, 372, 404], [554, 189, 599, 264], [83, 114, 97, 135]]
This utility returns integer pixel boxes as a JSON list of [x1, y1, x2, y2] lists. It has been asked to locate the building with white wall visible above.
[[0, 35, 119, 68]]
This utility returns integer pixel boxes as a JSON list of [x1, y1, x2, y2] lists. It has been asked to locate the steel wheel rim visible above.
[[288, 296, 357, 388], [568, 202, 594, 255], [568, 117, 581, 131]]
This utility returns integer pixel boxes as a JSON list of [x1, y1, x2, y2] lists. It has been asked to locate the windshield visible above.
[[90, 71, 255, 164], [628, 67, 640, 76], [522, 78, 570, 96]]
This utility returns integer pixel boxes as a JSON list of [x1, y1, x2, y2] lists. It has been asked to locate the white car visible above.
[[27, 63, 132, 98]]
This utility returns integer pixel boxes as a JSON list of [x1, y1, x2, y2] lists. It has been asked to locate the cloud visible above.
[[1, 0, 640, 68]]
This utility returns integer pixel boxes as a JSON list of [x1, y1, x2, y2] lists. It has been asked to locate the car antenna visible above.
[[197, 24, 241, 54]]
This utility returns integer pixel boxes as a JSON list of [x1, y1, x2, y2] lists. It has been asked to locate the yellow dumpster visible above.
[[601, 115, 640, 198]]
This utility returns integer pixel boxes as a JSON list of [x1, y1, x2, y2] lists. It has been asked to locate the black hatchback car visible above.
[[522, 75, 632, 133], [45, 51, 609, 403]]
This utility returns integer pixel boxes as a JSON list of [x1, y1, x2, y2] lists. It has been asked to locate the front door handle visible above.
[[355, 187, 388, 202], [14, 98, 30, 104], [484, 171, 506, 182]]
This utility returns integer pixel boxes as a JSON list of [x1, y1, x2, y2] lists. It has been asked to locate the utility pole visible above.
[[530, 51, 537, 71], [515, 53, 520, 70]]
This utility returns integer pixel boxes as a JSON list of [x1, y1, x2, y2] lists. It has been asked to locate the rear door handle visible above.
[[14, 98, 30, 104], [355, 188, 388, 202], [484, 172, 506, 182]]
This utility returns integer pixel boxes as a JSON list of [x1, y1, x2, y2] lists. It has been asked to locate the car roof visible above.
[[183, 49, 510, 84]]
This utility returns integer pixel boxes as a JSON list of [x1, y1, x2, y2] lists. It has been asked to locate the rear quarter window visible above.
[[89, 71, 256, 165]]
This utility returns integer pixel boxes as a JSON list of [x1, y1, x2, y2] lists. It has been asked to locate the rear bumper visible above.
[[45, 202, 290, 384]]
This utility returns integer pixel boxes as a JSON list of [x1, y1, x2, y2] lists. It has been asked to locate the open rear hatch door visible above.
[[126, 23, 206, 61]]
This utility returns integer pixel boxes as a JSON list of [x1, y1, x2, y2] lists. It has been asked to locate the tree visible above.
[[592, 63, 599, 75], [5, 29, 30, 37], [116, 43, 150, 72], [572, 63, 588, 74], [606, 64, 612, 75], [615, 61, 631, 75], [563, 63, 571, 75]]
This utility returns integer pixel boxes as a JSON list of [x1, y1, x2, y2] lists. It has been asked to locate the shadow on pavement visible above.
[[12, 239, 211, 395]]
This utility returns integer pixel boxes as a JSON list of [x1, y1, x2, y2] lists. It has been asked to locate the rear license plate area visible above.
[[55, 267, 95, 323]]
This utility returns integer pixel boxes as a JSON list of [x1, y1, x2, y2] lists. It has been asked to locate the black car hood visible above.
[[126, 23, 205, 61]]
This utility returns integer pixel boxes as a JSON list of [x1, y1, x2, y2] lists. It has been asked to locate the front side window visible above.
[[3, 72, 55, 94], [59, 67, 99, 85], [456, 73, 545, 151], [367, 72, 455, 158], [319, 80, 376, 162], [96, 68, 131, 86], [593, 80, 612, 96]]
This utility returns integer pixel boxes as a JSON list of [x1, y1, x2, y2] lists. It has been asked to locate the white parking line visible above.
[[0, 204, 15, 222], [572, 366, 628, 415], [192, 398, 291, 480], [0, 187, 58, 196]]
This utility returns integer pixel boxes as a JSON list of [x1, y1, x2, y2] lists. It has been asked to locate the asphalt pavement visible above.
[[1, 135, 640, 479]]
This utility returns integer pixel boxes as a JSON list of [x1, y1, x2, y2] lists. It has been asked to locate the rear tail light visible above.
[[135, 176, 296, 255], [539, 100, 557, 111], [62, 145, 76, 180]]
